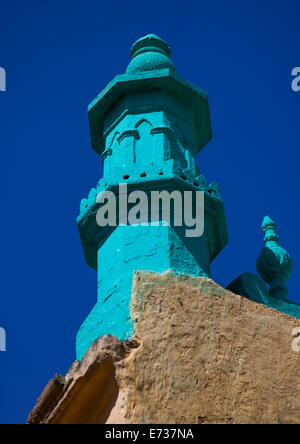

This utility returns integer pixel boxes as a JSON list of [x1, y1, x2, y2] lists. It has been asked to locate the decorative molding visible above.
[[117, 129, 140, 144], [150, 126, 175, 138]]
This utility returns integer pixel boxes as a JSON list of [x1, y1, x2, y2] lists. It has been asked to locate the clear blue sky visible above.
[[0, 0, 299, 424]]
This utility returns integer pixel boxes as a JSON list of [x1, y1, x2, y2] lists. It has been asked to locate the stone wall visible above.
[[28, 271, 300, 424]]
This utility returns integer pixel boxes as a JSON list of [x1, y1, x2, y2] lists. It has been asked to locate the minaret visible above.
[[76, 35, 228, 360]]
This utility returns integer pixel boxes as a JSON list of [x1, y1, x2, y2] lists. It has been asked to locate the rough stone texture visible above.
[[112, 271, 300, 424], [28, 272, 300, 424], [27, 374, 65, 424], [27, 335, 129, 424]]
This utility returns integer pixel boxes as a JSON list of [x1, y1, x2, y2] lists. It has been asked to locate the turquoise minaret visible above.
[[76, 35, 228, 360]]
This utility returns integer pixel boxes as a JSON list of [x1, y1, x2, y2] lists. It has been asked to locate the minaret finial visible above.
[[256, 216, 292, 300], [261, 216, 279, 244], [126, 34, 176, 74]]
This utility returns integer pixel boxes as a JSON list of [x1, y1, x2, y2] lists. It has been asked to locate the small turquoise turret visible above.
[[76, 35, 228, 360], [257, 216, 292, 300], [227, 215, 299, 320]]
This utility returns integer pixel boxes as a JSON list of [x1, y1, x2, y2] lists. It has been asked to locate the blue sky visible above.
[[0, 0, 299, 424]]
